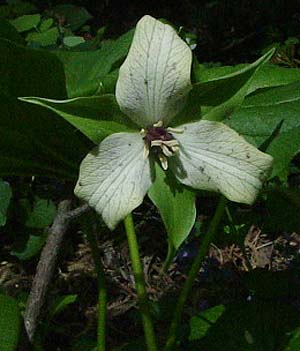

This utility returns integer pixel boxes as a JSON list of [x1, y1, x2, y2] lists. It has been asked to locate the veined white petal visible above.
[[170, 121, 273, 204], [74, 133, 152, 229], [116, 15, 192, 127]]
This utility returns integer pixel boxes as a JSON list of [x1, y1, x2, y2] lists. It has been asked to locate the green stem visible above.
[[124, 213, 158, 351], [164, 196, 227, 351], [86, 228, 107, 351], [162, 240, 176, 273]]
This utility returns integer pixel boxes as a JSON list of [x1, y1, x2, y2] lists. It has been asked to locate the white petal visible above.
[[74, 133, 152, 229], [170, 121, 273, 204], [116, 15, 192, 127]]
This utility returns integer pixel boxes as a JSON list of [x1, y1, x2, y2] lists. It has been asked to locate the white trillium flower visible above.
[[75, 15, 273, 230]]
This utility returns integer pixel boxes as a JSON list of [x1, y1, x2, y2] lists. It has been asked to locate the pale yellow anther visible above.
[[151, 140, 163, 147], [162, 144, 173, 157], [171, 145, 179, 153], [153, 120, 163, 127], [164, 140, 179, 147], [167, 127, 184, 134], [158, 154, 168, 170], [143, 144, 150, 159]]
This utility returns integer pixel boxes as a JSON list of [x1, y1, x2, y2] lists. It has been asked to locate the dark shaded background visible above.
[[35, 0, 300, 63]]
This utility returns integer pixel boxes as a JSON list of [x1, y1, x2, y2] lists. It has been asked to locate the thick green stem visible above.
[[86, 229, 107, 351], [124, 213, 158, 351], [164, 196, 227, 351]]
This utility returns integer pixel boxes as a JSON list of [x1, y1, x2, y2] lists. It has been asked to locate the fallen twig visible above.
[[24, 200, 90, 342]]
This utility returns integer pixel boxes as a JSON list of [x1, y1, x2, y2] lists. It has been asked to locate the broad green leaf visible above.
[[0, 179, 12, 226], [0, 294, 21, 351], [0, 38, 92, 178], [148, 164, 196, 249], [0, 19, 24, 44], [26, 26, 59, 46], [20, 95, 137, 144], [249, 64, 300, 94], [52, 4, 92, 31], [55, 28, 133, 97], [173, 49, 275, 126], [226, 81, 300, 180], [25, 198, 56, 228], [9, 14, 40, 32], [0, 38, 66, 99], [197, 64, 300, 94], [202, 49, 275, 121], [11, 232, 47, 260]]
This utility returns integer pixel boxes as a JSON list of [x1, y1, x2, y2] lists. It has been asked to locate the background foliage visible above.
[[1, 1, 300, 350]]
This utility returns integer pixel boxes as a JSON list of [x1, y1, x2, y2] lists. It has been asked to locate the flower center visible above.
[[141, 121, 182, 170]]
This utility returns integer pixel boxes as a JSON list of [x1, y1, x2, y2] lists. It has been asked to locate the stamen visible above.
[[164, 140, 180, 147], [158, 154, 168, 170], [167, 127, 184, 134], [143, 144, 150, 159], [161, 144, 173, 157], [151, 140, 163, 147], [171, 145, 179, 153], [153, 120, 163, 127]]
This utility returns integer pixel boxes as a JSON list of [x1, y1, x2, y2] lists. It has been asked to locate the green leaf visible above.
[[188, 300, 300, 351], [20, 95, 137, 144], [25, 198, 56, 228], [0, 294, 21, 351], [0, 19, 24, 44], [249, 64, 300, 94], [52, 4, 92, 31], [39, 18, 53, 32], [26, 26, 59, 46], [265, 187, 300, 232], [0, 38, 66, 99], [197, 64, 300, 95], [0, 38, 92, 178], [0, 179, 12, 226], [63, 35, 85, 47], [55, 29, 134, 97], [226, 81, 300, 180], [148, 164, 196, 249], [283, 328, 300, 351], [9, 14, 40, 32], [173, 49, 275, 126], [11, 232, 47, 260], [202, 48, 275, 121], [48, 294, 77, 319], [189, 305, 225, 341]]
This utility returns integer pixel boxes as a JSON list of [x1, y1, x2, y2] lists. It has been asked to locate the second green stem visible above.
[[124, 213, 158, 351], [164, 196, 227, 351]]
